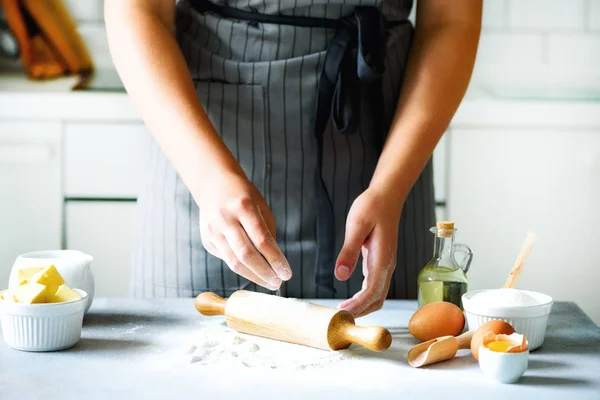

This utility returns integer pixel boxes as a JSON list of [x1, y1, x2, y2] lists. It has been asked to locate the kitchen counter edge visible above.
[[1, 91, 600, 129]]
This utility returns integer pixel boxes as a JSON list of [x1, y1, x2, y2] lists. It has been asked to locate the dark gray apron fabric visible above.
[[131, 0, 436, 299]]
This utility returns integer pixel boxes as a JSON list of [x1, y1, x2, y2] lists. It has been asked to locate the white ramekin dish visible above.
[[0, 289, 88, 351], [478, 344, 529, 384], [462, 289, 553, 351]]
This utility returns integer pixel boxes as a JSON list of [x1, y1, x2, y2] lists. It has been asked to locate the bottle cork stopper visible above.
[[436, 221, 455, 237], [437, 221, 455, 230]]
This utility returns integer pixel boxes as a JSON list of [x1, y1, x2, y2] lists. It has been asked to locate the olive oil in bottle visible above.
[[417, 221, 473, 309]]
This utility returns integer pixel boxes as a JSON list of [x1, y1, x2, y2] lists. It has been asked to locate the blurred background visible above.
[[0, 1, 599, 323]]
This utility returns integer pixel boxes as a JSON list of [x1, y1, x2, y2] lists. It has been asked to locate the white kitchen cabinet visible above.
[[65, 201, 137, 297], [64, 123, 147, 198], [0, 121, 63, 285], [448, 128, 600, 324]]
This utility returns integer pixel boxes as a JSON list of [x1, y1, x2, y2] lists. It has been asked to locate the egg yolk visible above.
[[486, 340, 516, 352]]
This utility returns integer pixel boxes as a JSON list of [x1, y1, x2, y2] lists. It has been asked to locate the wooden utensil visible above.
[[503, 232, 537, 289], [195, 290, 392, 352], [407, 330, 474, 368]]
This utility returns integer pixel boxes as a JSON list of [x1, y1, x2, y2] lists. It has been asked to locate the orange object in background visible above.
[[27, 35, 66, 78], [0, 0, 92, 79]]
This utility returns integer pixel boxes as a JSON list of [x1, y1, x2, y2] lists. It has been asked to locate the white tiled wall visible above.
[[63, 0, 104, 23], [591, 1, 600, 30], [77, 24, 113, 69], [474, 0, 600, 89], [476, 33, 545, 66], [481, 0, 505, 29], [506, 0, 585, 31], [411, 0, 600, 90], [61, 1, 111, 69], [548, 34, 600, 66]]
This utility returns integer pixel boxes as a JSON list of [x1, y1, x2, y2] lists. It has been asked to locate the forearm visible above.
[[370, 1, 482, 206], [104, 0, 242, 202]]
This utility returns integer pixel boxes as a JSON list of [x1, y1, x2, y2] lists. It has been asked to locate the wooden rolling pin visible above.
[[195, 290, 392, 352]]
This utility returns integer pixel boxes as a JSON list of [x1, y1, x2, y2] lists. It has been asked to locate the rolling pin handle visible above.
[[345, 325, 393, 352], [195, 292, 227, 316]]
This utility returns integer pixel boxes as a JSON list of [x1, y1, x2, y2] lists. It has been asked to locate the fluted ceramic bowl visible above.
[[462, 289, 553, 351], [0, 289, 88, 352]]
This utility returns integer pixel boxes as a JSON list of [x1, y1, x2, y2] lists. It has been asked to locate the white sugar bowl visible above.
[[462, 289, 553, 350]]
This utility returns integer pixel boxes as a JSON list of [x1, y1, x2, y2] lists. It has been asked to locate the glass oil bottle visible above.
[[417, 221, 473, 309]]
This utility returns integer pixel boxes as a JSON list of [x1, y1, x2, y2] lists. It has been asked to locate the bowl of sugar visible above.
[[462, 288, 553, 350]]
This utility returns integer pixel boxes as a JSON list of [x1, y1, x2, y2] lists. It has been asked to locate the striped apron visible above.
[[131, 0, 436, 300]]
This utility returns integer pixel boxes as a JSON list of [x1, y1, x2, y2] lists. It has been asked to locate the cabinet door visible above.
[[448, 128, 600, 324], [65, 201, 137, 297], [0, 122, 62, 284]]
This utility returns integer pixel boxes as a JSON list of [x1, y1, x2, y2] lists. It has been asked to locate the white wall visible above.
[[447, 127, 600, 325], [61, 0, 112, 69], [410, 0, 600, 92]]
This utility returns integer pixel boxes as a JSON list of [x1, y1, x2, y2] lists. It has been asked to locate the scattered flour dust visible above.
[[147, 298, 378, 371], [180, 323, 351, 370]]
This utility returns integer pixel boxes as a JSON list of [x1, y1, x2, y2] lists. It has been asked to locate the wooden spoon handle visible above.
[[195, 292, 227, 316], [455, 330, 474, 350], [503, 232, 536, 289], [342, 325, 392, 352]]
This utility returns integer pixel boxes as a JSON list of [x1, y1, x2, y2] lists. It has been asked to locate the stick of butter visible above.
[[18, 266, 43, 281], [10, 283, 47, 304], [3, 291, 18, 302], [1, 291, 17, 302], [12, 267, 43, 286], [50, 285, 81, 303], [30, 265, 65, 301]]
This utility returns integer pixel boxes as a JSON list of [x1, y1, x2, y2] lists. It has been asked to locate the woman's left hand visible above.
[[335, 188, 404, 318]]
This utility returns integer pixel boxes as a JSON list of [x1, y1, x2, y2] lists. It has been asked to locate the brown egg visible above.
[[408, 301, 465, 342], [471, 320, 516, 360]]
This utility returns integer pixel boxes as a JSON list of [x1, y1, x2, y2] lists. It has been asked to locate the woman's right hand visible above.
[[197, 171, 292, 291]]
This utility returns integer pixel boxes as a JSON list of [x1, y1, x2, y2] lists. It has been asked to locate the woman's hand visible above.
[[335, 188, 404, 318], [197, 170, 292, 291]]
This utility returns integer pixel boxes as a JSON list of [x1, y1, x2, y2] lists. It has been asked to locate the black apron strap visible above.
[[189, 0, 342, 29], [188, 1, 407, 295]]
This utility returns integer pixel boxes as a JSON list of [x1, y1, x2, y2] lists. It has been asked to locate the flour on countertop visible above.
[[146, 323, 473, 373], [183, 325, 349, 370]]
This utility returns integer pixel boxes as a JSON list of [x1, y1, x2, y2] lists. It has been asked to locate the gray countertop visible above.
[[1, 299, 599, 400]]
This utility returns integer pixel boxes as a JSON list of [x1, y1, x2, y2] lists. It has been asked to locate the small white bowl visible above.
[[478, 344, 529, 383], [462, 289, 553, 350], [0, 289, 88, 352]]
